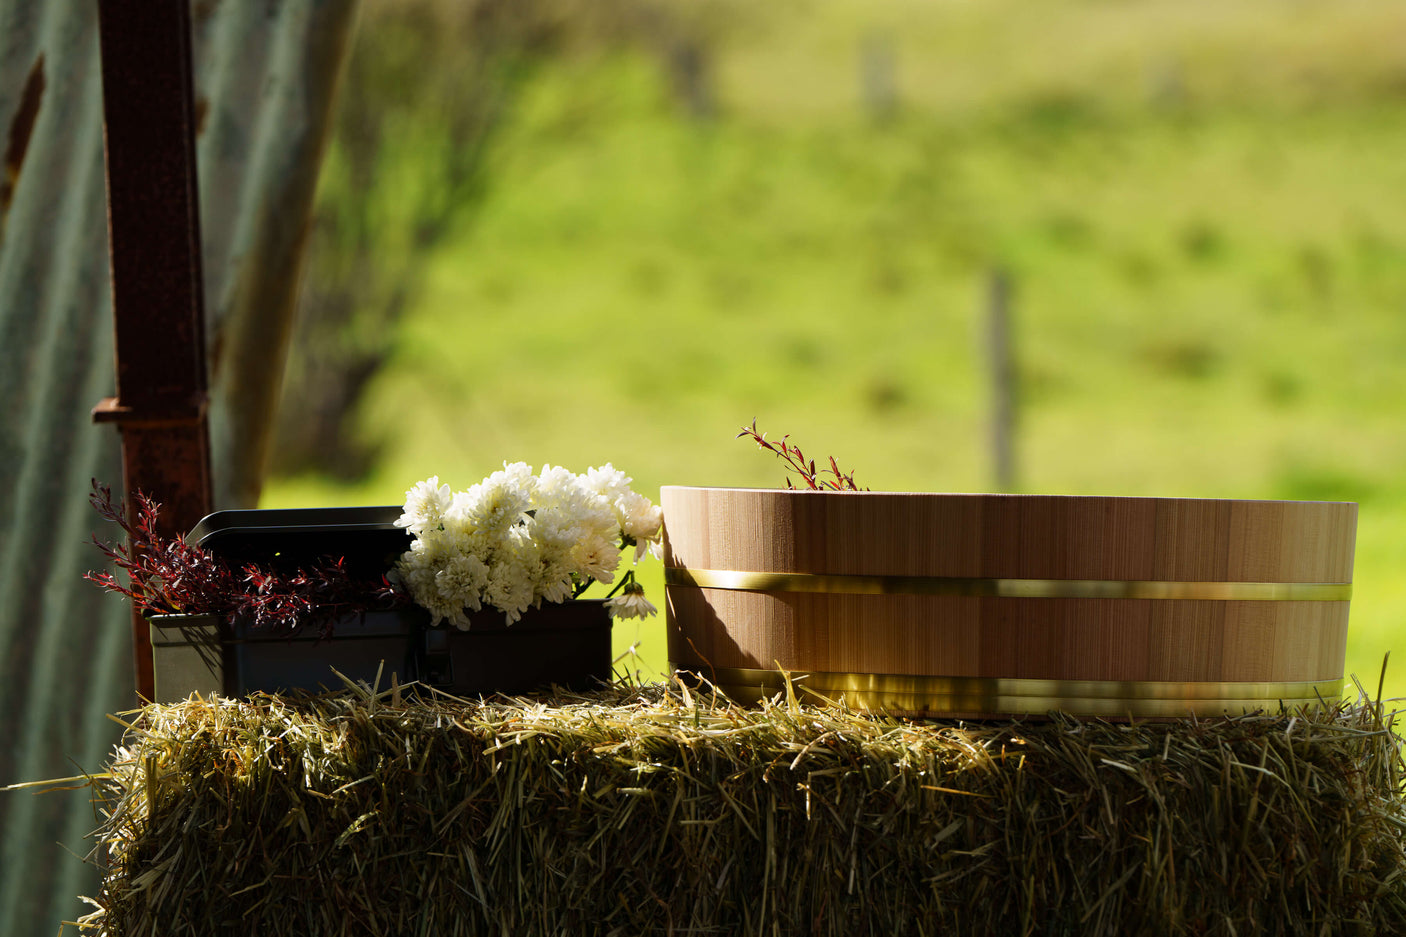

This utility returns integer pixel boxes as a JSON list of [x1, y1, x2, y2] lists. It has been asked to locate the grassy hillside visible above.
[[266, 0, 1406, 700]]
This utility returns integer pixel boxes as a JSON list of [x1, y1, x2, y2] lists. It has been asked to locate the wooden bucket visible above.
[[662, 487, 1357, 718]]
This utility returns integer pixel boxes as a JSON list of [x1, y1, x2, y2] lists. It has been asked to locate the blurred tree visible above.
[[272, 0, 737, 480], [272, 0, 551, 478]]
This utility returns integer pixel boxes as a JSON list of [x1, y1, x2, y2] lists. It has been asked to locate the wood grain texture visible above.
[[662, 488, 1355, 687]]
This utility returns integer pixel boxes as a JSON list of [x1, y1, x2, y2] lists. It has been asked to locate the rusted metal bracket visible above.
[[94, 0, 214, 702], [91, 394, 209, 428]]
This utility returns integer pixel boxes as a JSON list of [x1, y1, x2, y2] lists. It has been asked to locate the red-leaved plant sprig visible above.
[[86, 481, 405, 637], [737, 420, 867, 491]]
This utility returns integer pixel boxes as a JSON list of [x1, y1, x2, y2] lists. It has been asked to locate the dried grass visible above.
[[66, 679, 1406, 936]]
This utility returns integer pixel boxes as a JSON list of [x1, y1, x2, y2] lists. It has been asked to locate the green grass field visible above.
[[265, 0, 1406, 701]]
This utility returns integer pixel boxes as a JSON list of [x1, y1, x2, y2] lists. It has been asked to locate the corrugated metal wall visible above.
[[0, 2, 357, 933]]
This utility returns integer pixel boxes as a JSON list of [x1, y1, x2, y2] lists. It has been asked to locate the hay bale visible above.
[[71, 682, 1406, 936]]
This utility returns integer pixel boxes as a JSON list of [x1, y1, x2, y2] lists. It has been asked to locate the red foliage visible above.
[[737, 420, 867, 491], [86, 481, 406, 637]]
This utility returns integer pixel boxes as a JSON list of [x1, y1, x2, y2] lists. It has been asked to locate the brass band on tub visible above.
[[664, 567, 1353, 602], [684, 666, 1344, 718]]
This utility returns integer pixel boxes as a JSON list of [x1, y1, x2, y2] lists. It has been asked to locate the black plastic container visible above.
[[187, 505, 410, 579], [148, 508, 613, 701]]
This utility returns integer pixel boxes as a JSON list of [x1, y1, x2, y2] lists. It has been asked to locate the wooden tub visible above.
[[662, 487, 1356, 718]]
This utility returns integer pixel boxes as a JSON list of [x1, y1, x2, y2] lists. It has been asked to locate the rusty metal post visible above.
[[92, 0, 213, 701]]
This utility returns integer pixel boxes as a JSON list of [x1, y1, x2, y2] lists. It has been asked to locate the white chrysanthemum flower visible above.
[[606, 581, 657, 620], [420, 571, 468, 628], [534, 464, 579, 504], [464, 468, 534, 536], [441, 490, 480, 538], [613, 490, 662, 540], [533, 562, 576, 605], [394, 560, 433, 606], [500, 460, 535, 486], [426, 594, 469, 629], [610, 490, 663, 561], [485, 574, 535, 624], [583, 463, 631, 502], [435, 554, 489, 614], [393, 536, 437, 588], [571, 530, 619, 585], [397, 477, 452, 535]]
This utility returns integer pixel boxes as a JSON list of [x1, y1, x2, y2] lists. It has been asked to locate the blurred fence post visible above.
[[987, 268, 1017, 491], [669, 38, 714, 121], [860, 31, 896, 123]]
